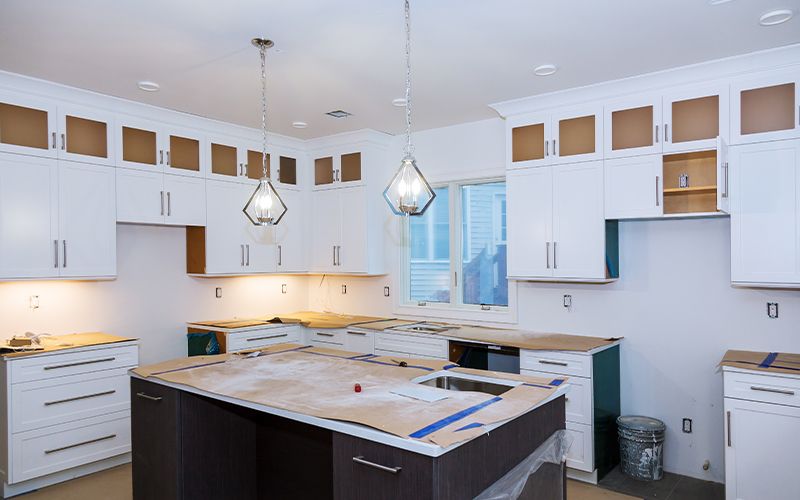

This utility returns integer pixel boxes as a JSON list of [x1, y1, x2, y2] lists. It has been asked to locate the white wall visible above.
[[306, 117, 800, 483], [0, 224, 309, 365]]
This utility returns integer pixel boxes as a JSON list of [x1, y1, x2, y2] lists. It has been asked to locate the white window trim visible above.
[[394, 177, 517, 324]]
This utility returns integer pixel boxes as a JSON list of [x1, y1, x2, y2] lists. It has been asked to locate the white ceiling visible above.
[[1, 0, 799, 139]]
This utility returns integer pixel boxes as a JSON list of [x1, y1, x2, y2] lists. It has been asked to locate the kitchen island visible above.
[[130, 344, 569, 499]]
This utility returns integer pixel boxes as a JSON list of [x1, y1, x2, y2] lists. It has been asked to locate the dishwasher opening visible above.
[[449, 340, 520, 374]]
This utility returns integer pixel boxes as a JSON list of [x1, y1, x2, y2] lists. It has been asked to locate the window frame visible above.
[[395, 177, 517, 324]]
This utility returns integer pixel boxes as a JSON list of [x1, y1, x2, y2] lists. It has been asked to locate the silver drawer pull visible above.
[[564, 396, 570, 402], [539, 360, 568, 367], [352, 456, 402, 474], [136, 392, 163, 402], [316, 332, 335, 337], [44, 390, 116, 406], [347, 331, 367, 336], [750, 385, 795, 396], [246, 334, 288, 342], [44, 357, 116, 371], [45, 434, 116, 454]]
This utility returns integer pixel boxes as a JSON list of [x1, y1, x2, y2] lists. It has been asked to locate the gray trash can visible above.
[[617, 415, 666, 481]]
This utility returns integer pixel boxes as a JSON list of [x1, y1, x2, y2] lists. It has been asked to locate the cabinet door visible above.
[[115, 168, 164, 224], [0, 92, 58, 159], [275, 189, 306, 272], [58, 161, 116, 278], [243, 144, 269, 184], [339, 186, 368, 273], [313, 156, 336, 189], [724, 398, 800, 500], [731, 71, 800, 145], [205, 180, 246, 274], [117, 117, 164, 172], [604, 155, 663, 219], [163, 174, 206, 226], [717, 136, 730, 214], [276, 155, 298, 187], [57, 104, 115, 166], [506, 168, 553, 278], [0, 154, 59, 278], [552, 105, 603, 164], [311, 188, 341, 272], [164, 128, 203, 178], [508, 112, 552, 169], [243, 183, 278, 274], [604, 95, 663, 158], [730, 139, 800, 286], [339, 152, 363, 185], [663, 85, 728, 153], [553, 161, 606, 279]]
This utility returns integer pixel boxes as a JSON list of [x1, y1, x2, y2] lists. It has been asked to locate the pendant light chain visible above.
[[403, 0, 413, 158], [260, 41, 269, 179]]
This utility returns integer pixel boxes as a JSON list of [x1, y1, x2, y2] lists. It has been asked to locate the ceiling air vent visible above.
[[325, 110, 352, 118]]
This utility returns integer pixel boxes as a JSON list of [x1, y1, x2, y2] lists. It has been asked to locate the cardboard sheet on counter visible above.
[[191, 311, 390, 330], [437, 326, 620, 352], [1, 332, 134, 358], [133, 344, 567, 448], [719, 349, 800, 376]]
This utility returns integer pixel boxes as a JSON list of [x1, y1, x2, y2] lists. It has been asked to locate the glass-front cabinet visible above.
[[313, 151, 362, 189], [731, 70, 800, 144], [117, 116, 204, 176], [604, 94, 663, 159], [662, 85, 728, 153]]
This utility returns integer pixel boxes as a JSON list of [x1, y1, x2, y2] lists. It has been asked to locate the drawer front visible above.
[[226, 327, 301, 352], [12, 368, 130, 433], [308, 329, 346, 347], [724, 370, 800, 408], [523, 368, 592, 425], [344, 330, 374, 354], [374, 333, 447, 359], [520, 350, 591, 378], [11, 411, 131, 483], [10, 344, 139, 384], [565, 421, 594, 473]]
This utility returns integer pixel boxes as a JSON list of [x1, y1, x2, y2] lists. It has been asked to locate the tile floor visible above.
[[598, 466, 724, 500]]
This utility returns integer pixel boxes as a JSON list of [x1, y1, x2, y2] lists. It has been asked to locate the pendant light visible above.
[[243, 38, 287, 226], [383, 0, 435, 216]]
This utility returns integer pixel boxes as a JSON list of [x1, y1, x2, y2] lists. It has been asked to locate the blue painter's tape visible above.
[[550, 379, 564, 386], [455, 422, 484, 432], [442, 364, 459, 370], [358, 358, 436, 371], [760, 352, 779, 368], [409, 396, 502, 439], [349, 353, 377, 360]]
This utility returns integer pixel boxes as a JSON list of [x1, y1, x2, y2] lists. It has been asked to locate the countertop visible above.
[[188, 311, 387, 330], [1, 332, 136, 359]]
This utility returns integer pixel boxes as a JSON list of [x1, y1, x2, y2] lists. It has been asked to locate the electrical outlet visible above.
[[682, 418, 692, 433], [384, 286, 390, 297], [215, 287, 222, 299], [341, 284, 347, 295], [281, 284, 287, 294], [767, 302, 779, 319], [563, 295, 572, 309], [29, 295, 39, 310]]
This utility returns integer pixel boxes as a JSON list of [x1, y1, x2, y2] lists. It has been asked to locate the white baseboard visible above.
[[3, 453, 130, 498]]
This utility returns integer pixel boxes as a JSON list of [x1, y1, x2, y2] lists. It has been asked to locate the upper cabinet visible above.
[[117, 115, 204, 177], [0, 92, 114, 166], [731, 70, 800, 145], [662, 85, 729, 153], [313, 151, 363, 189], [604, 94, 662, 159], [508, 106, 603, 169]]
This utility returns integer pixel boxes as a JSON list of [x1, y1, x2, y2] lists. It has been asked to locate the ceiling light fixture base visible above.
[[251, 38, 275, 49]]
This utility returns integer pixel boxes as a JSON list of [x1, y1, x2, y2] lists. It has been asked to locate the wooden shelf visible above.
[[663, 185, 716, 195]]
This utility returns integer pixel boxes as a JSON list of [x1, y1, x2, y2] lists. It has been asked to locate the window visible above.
[[405, 179, 508, 310]]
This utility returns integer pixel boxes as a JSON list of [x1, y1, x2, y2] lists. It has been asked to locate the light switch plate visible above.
[[563, 295, 572, 308], [215, 287, 222, 299], [384, 286, 390, 297], [281, 284, 287, 294], [682, 418, 692, 433]]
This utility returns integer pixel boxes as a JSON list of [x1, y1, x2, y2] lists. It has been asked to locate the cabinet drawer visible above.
[[308, 329, 346, 347], [374, 333, 447, 359], [226, 327, 301, 352], [12, 368, 130, 433], [344, 330, 374, 354], [11, 411, 131, 483], [10, 344, 138, 384], [523, 368, 592, 425], [521, 350, 591, 378], [565, 421, 594, 473], [724, 370, 800, 408]]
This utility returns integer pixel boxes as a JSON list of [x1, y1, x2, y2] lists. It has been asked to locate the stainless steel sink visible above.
[[417, 375, 515, 396], [388, 322, 460, 335]]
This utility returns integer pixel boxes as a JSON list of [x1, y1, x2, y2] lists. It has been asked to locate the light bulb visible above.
[[411, 178, 421, 195], [256, 190, 274, 211], [397, 179, 408, 197]]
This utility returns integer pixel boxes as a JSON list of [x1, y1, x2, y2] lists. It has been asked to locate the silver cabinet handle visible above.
[[51, 132, 56, 149], [352, 456, 402, 474], [546, 241, 550, 269], [337, 246, 341, 266], [60, 133, 65, 150], [655, 176, 660, 207], [44, 357, 115, 371], [347, 331, 367, 336], [539, 359, 568, 367], [278, 245, 282, 266], [159, 150, 164, 165], [136, 392, 163, 402], [333, 245, 336, 266], [722, 162, 729, 199], [166, 151, 170, 165], [553, 139, 557, 156], [167, 191, 171, 216], [454, 271, 458, 287], [315, 332, 335, 337], [655, 125, 659, 143], [62, 240, 67, 268], [241, 244, 245, 266], [45, 390, 116, 406], [45, 434, 116, 455], [246, 244, 250, 266], [160, 191, 164, 216], [727, 410, 731, 447], [750, 385, 795, 396], [54, 239, 59, 268], [664, 123, 669, 142], [552, 241, 557, 269], [545, 139, 549, 157], [246, 333, 287, 342]]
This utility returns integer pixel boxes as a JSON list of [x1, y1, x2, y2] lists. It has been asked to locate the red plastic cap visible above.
[[354, 383, 362, 393]]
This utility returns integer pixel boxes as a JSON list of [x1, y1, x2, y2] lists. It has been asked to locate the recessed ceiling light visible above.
[[137, 81, 160, 92], [392, 98, 407, 107], [760, 9, 794, 26], [533, 64, 557, 76], [325, 110, 352, 118], [292, 121, 308, 129]]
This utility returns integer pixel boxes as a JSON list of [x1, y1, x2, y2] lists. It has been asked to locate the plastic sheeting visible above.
[[475, 429, 573, 500]]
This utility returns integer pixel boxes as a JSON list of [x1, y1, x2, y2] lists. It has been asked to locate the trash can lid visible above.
[[617, 415, 666, 432]]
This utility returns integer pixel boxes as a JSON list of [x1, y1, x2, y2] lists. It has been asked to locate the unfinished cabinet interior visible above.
[[604, 95, 662, 159], [209, 137, 267, 183], [662, 85, 728, 153], [117, 117, 203, 176], [732, 71, 800, 144], [313, 152, 362, 188]]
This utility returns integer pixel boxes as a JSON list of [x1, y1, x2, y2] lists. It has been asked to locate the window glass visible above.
[[408, 187, 450, 303]]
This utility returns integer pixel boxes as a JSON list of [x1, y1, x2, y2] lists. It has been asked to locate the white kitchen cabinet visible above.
[[338, 186, 368, 273], [723, 367, 800, 500], [604, 94, 663, 159], [208, 135, 261, 184], [274, 189, 306, 272], [662, 84, 729, 154], [311, 188, 341, 271], [344, 330, 374, 354], [508, 162, 615, 281], [162, 174, 206, 226], [313, 152, 363, 189], [731, 70, 800, 145], [243, 211, 277, 274], [604, 155, 662, 219], [116, 169, 205, 226], [56, 104, 115, 166], [117, 116, 204, 178], [730, 139, 800, 287]]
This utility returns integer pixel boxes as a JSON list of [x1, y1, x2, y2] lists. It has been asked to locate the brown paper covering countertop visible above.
[[133, 343, 567, 449], [190, 311, 389, 330], [720, 349, 800, 376], [1, 332, 135, 358], [436, 326, 620, 352]]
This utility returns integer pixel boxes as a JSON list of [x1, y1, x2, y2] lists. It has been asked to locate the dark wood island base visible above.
[[131, 378, 566, 500]]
